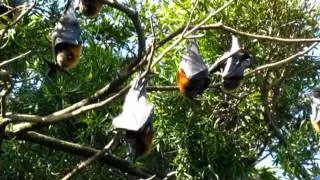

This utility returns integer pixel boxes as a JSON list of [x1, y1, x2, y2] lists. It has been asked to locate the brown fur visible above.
[[56, 44, 81, 69], [79, 0, 103, 17], [176, 68, 190, 95], [126, 125, 154, 157]]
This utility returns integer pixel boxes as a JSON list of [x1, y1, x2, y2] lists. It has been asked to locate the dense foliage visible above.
[[0, 0, 320, 179]]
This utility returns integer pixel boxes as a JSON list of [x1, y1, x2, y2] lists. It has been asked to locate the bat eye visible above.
[[313, 91, 320, 98], [67, 54, 74, 61]]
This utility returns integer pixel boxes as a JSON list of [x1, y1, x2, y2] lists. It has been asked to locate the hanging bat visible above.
[[52, 0, 82, 70], [221, 49, 254, 91], [212, 35, 254, 91], [176, 39, 210, 99], [112, 76, 154, 158], [310, 87, 320, 133], [77, 0, 103, 17]]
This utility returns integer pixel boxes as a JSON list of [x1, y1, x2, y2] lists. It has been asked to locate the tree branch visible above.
[[158, 23, 320, 50], [8, 84, 130, 130], [217, 24, 320, 43], [0, 2, 36, 47], [0, 51, 31, 67], [246, 42, 318, 76], [152, 0, 235, 67], [101, 0, 146, 62], [147, 83, 221, 92], [62, 131, 121, 180], [14, 131, 167, 179]]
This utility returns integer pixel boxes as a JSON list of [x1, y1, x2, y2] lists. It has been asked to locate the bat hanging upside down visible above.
[[112, 76, 155, 159], [177, 39, 210, 99], [212, 35, 254, 91], [51, 0, 82, 71]]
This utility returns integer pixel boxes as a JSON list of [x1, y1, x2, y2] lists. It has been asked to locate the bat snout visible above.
[[311, 119, 320, 133], [56, 52, 68, 68]]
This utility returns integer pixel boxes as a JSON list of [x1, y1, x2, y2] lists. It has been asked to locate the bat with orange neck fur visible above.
[[52, 0, 82, 70], [176, 39, 210, 99]]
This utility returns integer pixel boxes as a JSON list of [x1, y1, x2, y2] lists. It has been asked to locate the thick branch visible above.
[[102, 0, 146, 62], [15, 131, 166, 179], [260, 71, 287, 146], [9, 56, 154, 132], [147, 86, 179, 91], [9, 49, 154, 133], [8, 84, 130, 132], [62, 131, 121, 180]]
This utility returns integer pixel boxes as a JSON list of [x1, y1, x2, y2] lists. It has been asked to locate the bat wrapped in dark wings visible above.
[[52, 0, 82, 70], [310, 87, 320, 133], [112, 76, 154, 158], [214, 35, 254, 91], [177, 39, 210, 99]]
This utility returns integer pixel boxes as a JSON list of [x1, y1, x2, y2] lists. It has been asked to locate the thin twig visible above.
[[0, 51, 31, 67], [147, 83, 221, 92], [184, 0, 234, 38], [246, 42, 318, 76], [157, 23, 320, 50], [0, 4, 25, 18], [62, 131, 121, 180], [181, 0, 199, 37], [217, 24, 320, 43], [146, 16, 156, 74], [0, 2, 36, 46]]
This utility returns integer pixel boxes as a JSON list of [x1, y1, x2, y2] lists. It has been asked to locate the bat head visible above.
[[55, 43, 81, 69], [310, 87, 320, 133], [78, 0, 103, 17]]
